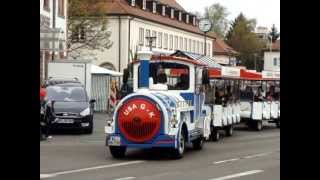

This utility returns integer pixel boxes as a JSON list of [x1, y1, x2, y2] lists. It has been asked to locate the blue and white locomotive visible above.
[[105, 49, 212, 158]]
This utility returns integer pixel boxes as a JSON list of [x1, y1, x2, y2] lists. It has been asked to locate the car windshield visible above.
[[46, 85, 87, 102]]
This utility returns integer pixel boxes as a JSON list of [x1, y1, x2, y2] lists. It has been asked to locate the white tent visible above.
[[91, 64, 123, 76]]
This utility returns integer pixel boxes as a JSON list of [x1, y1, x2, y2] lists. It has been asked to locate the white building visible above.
[[40, 0, 68, 82], [256, 26, 269, 41], [264, 40, 280, 72], [75, 0, 215, 73], [212, 38, 238, 66]]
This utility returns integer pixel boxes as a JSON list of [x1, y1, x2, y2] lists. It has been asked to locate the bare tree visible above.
[[67, 0, 113, 59]]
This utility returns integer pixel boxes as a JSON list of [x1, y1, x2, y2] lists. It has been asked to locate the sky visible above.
[[176, 0, 280, 31]]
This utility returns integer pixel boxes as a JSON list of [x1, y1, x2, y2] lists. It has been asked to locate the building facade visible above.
[[212, 38, 238, 66], [40, 0, 68, 82], [264, 40, 280, 72], [75, 0, 215, 73]]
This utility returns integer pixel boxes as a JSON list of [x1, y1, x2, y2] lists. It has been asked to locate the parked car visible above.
[[45, 77, 81, 87], [45, 83, 96, 134]]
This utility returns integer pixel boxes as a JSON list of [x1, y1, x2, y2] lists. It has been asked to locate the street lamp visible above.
[[145, 36, 157, 52]]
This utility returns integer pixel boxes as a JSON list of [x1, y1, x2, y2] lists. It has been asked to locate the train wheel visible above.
[[192, 136, 204, 150], [171, 129, 185, 159], [255, 121, 263, 131], [109, 146, 126, 159], [210, 129, 220, 142], [225, 125, 234, 137], [276, 119, 280, 128]]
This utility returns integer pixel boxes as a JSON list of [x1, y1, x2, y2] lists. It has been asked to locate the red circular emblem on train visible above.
[[118, 98, 161, 143]]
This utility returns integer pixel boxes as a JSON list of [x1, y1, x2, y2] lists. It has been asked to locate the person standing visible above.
[[109, 80, 119, 113]]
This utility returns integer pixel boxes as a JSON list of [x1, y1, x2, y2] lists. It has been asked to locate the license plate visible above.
[[108, 136, 121, 146], [57, 119, 74, 124]]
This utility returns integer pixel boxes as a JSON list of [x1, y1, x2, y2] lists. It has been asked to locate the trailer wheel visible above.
[[255, 121, 263, 131], [171, 129, 185, 159], [225, 125, 234, 137], [276, 120, 280, 128], [210, 129, 220, 142], [109, 146, 126, 159], [192, 136, 204, 150]]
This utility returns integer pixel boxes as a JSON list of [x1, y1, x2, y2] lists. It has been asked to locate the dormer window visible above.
[[142, 0, 146, 10], [193, 17, 196, 26], [186, 14, 189, 23], [179, 11, 182, 21], [152, 2, 156, 13], [171, 8, 174, 19], [131, 0, 135, 6], [162, 5, 166, 16]]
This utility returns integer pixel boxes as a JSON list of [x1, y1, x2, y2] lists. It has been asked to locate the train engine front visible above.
[[105, 49, 207, 159]]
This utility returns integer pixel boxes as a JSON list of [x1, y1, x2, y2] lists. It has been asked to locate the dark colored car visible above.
[[45, 83, 95, 134], [45, 78, 81, 87]]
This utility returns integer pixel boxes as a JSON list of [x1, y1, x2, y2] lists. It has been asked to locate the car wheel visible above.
[[109, 146, 126, 158]]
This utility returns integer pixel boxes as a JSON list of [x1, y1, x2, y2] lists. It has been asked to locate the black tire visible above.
[[109, 146, 126, 158], [171, 129, 185, 159], [83, 120, 93, 134], [192, 136, 204, 150], [210, 129, 220, 142], [225, 125, 234, 137], [276, 120, 280, 128], [255, 121, 263, 131]]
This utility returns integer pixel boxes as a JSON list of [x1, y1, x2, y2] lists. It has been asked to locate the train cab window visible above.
[[138, 63, 190, 90]]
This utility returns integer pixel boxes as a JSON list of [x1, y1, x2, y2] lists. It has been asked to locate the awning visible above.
[[91, 64, 123, 76], [171, 50, 222, 69], [240, 69, 262, 80]]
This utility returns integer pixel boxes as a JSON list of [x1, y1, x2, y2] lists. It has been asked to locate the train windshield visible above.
[[138, 62, 190, 90]]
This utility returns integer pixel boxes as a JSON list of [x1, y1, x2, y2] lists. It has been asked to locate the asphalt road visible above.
[[40, 113, 280, 180]]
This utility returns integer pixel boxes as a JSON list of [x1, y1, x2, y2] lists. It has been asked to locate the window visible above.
[[197, 41, 200, 54], [164, 33, 168, 49], [193, 17, 196, 26], [179, 12, 182, 21], [171, 8, 174, 19], [200, 42, 204, 54], [142, 0, 146, 10], [152, 2, 156, 13], [192, 40, 196, 53], [186, 14, 189, 24], [43, 0, 50, 11], [273, 57, 277, 66], [131, 0, 135, 6], [139, 28, 144, 46], [174, 36, 178, 50], [158, 32, 163, 48], [188, 39, 192, 52], [179, 37, 183, 50], [169, 35, 173, 50], [184, 38, 188, 51], [58, 0, 65, 17], [138, 63, 190, 90], [152, 31, 156, 47], [162, 5, 166, 16], [145, 29, 150, 46], [71, 26, 86, 42]]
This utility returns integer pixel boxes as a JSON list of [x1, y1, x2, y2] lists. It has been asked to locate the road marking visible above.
[[114, 177, 136, 180], [40, 174, 57, 179], [243, 153, 270, 159], [40, 161, 144, 179], [208, 170, 264, 180], [213, 151, 275, 165], [213, 158, 240, 164]]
